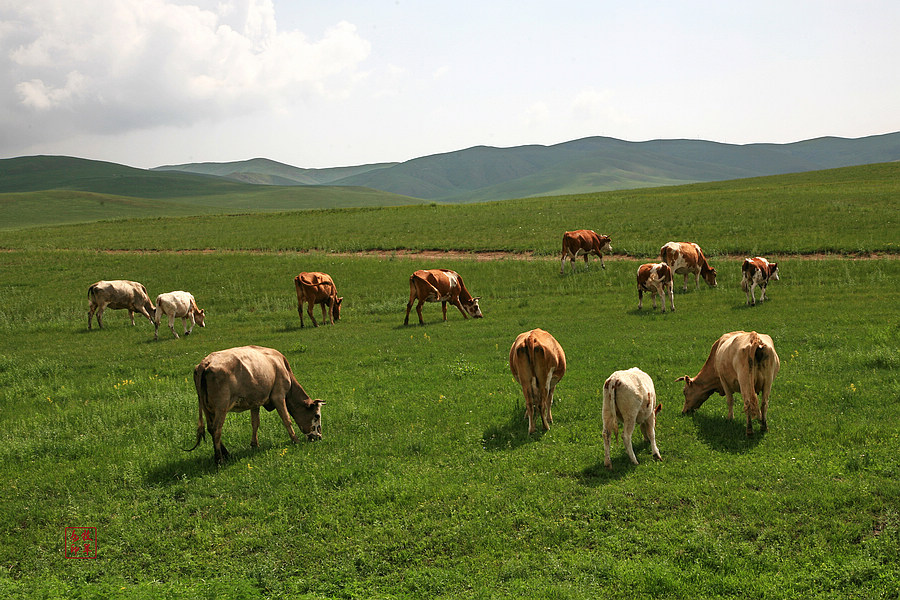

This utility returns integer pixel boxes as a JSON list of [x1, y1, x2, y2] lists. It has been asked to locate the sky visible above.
[[1, 0, 899, 169]]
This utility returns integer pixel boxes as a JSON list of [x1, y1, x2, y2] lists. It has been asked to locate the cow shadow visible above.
[[687, 411, 765, 453], [481, 402, 547, 451], [145, 442, 271, 485]]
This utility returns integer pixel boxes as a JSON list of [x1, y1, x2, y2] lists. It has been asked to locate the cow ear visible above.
[[472, 296, 481, 301], [675, 375, 690, 383], [655, 403, 662, 414], [314, 399, 326, 406]]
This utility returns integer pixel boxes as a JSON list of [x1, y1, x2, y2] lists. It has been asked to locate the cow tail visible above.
[[740, 260, 751, 292], [186, 365, 207, 452], [603, 379, 620, 441], [745, 335, 765, 419]]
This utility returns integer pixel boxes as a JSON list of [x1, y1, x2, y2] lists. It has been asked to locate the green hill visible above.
[[0, 156, 425, 229], [152, 157, 398, 185]]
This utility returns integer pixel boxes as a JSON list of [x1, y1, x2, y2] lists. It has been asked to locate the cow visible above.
[[294, 272, 343, 328], [678, 331, 780, 436], [637, 262, 675, 313], [741, 257, 779, 306], [560, 230, 612, 274], [87, 280, 155, 329], [188, 345, 325, 465], [404, 269, 482, 325], [602, 368, 662, 470], [154, 291, 206, 340], [509, 328, 566, 434], [659, 241, 718, 291]]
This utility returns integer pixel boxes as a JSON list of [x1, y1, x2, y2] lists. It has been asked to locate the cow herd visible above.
[[86, 232, 781, 467]]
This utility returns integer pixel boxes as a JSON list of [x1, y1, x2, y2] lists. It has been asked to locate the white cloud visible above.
[[2, 0, 371, 136]]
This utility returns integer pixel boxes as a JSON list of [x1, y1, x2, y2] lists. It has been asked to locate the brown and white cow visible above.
[[741, 257, 779, 306], [189, 345, 325, 465], [659, 241, 718, 291], [294, 272, 343, 328], [404, 269, 482, 325], [602, 367, 662, 469], [560, 230, 612, 274], [678, 331, 780, 436], [87, 280, 155, 329], [637, 262, 675, 313], [154, 291, 206, 340], [509, 329, 566, 434]]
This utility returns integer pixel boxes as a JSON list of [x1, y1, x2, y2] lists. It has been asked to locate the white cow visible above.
[[602, 367, 662, 470], [154, 291, 206, 340]]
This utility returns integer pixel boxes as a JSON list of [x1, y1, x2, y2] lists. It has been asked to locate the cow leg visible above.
[[323, 300, 331, 325], [622, 416, 639, 465], [441, 301, 448, 321], [250, 407, 260, 448], [640, 420, 662, 461], [667, 284, 675, 312], [694, 272, 701, 290], [602, 423, 614, 470], [210, 410, 230, 464], [760, 282, 768, 302], [451, 299, 469, 320], [128, 310, 136, 326], [750, 282, 758, 306], [96, 307, 105, 329], [583, 254, 590, 269], [637, 288, 643, 310], [307, 303, 319, 328], [682, 274, 689, 292], [599, 252, 606, 269], [759, 380, 772, 432], [559, 253, 567, 275], [182, 315, 192, 336], [168, 313, 179, 339], [657, 289, 665, 312], [88, 305, 97, 329], [298, 300, 306, 328], [272, 398, 300, 443], [153, 318, 160, 340]]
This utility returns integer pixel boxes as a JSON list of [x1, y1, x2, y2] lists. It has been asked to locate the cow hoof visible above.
[[653, 453, 662, 461], [605, 463, 613, 471]]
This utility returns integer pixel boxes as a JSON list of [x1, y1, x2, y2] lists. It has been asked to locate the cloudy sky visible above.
[[2, 0, 898, 169]]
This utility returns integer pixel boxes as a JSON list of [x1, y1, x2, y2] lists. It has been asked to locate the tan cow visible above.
[[189, 345, 325, 465], [560, 230, 612, 274], [602, 368, 662, 469], [741, 257, 779, 306], [509, 328, 566, 434], [678, 331, 780, 436], [154, 291, 206, 340], [87, 280, 155, 329], [404, 269, 482, 325], [294, 272, 343, 328], [637, 262, 675, 312], [659, 241, 718, 291]]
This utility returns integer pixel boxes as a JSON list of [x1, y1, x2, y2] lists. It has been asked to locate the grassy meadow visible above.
[[0, 167, 898, 598]]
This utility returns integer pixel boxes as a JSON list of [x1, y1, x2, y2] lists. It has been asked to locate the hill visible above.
[[156, 132, 900, 202], [0, 156, 425, 229]]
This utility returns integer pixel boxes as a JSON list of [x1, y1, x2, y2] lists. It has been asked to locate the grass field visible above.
[[0, 167, 898, 598]]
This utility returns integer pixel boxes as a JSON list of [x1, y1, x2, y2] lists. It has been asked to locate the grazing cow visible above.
[[741, 257, 779, 306], [87, 280, 155, 329], [659, 241, 718, 291], [294, 272, 343, 328], [602, 368, 662, 470], [154, 291, 206, 340], [509, 329, 566, 434], [189, 345, 325, 465], [637, 262, 675, 313], [560, 230, 612, 274], [404, 269, 482, 325], [678, 331, 780, 436]]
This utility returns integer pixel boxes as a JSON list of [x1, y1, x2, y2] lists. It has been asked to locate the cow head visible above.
[[769, 263, 779, 281], [677, 375, 717, 413], [195, 309, 206, 328], [465, 297, 483, 319], [287, 398, 326, 441], [702, 266, 718, 288], [598, 235, 612, 253], [331, 297, 343, 322]]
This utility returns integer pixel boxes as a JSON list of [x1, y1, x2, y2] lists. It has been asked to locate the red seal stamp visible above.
[[64, 527, 97, 559]]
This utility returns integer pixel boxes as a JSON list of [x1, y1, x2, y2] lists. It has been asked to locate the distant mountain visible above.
[[152, 157, 398, 186], [153, 132, 900, 203]]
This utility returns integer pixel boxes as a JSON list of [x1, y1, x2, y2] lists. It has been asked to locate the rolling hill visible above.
[[155, 132, 900, 202]]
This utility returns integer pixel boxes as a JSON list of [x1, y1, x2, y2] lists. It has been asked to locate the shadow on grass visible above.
[[481, 402, 546, 451], [145, 441, 274, 485], [574, 438, 662, 486], [687, 411, 765, 453]]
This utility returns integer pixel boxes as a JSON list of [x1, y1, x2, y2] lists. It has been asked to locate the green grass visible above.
[[2, 162, 898, 256], [0, 248, 898, 598]]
